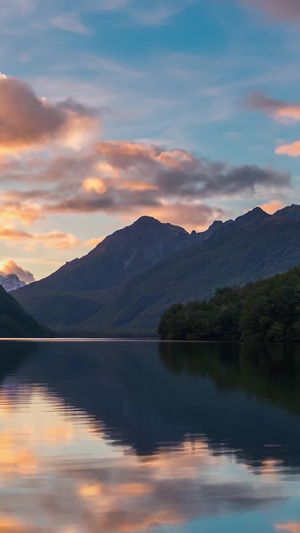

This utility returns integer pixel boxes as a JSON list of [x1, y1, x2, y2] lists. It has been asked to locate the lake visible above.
[[1, 340, 300, 532]]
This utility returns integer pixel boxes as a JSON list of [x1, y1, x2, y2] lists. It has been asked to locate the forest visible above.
[[158, 267, 300, 342]]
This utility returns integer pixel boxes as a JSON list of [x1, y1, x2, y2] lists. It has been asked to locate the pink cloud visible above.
[[275, 524, 300, 533], [0, 75, 100, 155], [275, 141, 300, 157], [245, 92, 300, 123], [0, 227, 79, 250], [0, 140, 290, 233], [0, 259, 35, 283], [241, 0, 300, 22]]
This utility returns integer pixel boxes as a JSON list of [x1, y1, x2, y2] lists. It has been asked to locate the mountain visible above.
[[0, 285, 49, 337], [14, 204, 300, 337], [29, 216, 192, 293], [0, 273, 26, 292]]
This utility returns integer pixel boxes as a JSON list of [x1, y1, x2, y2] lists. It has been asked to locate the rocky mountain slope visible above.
[[30, 216, 194, 293], [14, 204, 300, 337], [0, 274, 26, 292]]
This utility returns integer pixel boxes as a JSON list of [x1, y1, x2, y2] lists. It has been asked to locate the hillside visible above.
[[0, 285, 49, 338], [14, 204, 300, 338], [158, 267, 300, 342]]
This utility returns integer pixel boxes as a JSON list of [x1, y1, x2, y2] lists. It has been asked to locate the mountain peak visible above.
[[234, 206, 269, 228], [132, 216, 161, 228], [21, 213, 191, 293], [0, 273, 25, 292], [208, 220, 224, 231], [274, 204, 300, 223]]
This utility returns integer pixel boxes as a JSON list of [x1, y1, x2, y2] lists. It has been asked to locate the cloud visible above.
[[259, 200, 283, 214], [134, 203, 225, 232], [130, 4, 190, 25], [0, 75, 100, 155], [0, 377, 285, 533], [83, 0, 130, 12], [52, 13, 90, 34], [40, 141, 288, 230], [0, 420, 283, 533], [245, 92, 300, 123], [84, 237, 105, 248], [82, 177, 107, 194], [0, 227, 79, 250], [86, 0, 196, 25], [0, 199, 43, 226], [0, 141, 290, 232], [240, 0, 300, 23], [245, 92, 300, 159], [276, 525, 300, 533], [0, 515, 34, 533], [275, 141, 300, 157], [0, 0, 35, 19], [0, 260, 35, 283]]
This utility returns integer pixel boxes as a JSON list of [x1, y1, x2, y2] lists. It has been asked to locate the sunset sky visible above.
[[1, 0, 300, 279]]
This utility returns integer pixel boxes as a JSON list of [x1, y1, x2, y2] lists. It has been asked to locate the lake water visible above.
[[1, 341, 300, 533]]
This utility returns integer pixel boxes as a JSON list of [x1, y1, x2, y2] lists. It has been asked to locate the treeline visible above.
[[158, 267, 300, 342]]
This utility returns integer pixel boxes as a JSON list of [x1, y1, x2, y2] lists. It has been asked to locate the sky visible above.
[[0, 0, 300, 279]]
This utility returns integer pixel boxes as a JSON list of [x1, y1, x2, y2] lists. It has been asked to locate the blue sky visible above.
[[0, 0, 300, 279]]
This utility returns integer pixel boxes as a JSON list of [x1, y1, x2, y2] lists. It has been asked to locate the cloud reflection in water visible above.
[[0, 383, 286, 533]]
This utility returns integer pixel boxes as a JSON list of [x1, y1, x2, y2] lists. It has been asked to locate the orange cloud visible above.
[[122, 180, 158, 191], [0, 227, 80, 250], [0, 515, 32, 533], [276, 524, 300, 533], [260, 200, 283, 214], [84, 237, 104, 248], [0, 201, 43, 226], [275, 141, 300, 157], [82, 177, 107, 194], [0, 131, 290, 240], [0, 75, 100, 155], [135, 203, 225, 232], [277, 106, 300, 122]]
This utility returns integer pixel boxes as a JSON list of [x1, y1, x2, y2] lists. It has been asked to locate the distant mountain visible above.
[[0, 274, 26, 292], [14, 204, 300, 337], [0, 285, 49, 338]]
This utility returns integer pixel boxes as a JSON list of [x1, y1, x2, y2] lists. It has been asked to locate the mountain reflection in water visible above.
[[0, 340, 299, 532]]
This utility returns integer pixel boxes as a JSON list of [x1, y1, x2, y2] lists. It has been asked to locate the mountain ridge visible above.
[[14, 204, 300, 337], [29, 216, 193, 293]]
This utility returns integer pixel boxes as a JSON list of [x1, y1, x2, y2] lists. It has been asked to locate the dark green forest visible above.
[[158, 267, 300, 342]]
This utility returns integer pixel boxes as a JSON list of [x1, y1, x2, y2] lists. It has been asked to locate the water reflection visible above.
[[0, 340, 299, 532], [160, 342, 300, 415]]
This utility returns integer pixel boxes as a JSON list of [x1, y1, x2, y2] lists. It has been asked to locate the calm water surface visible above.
[[1, 340, 300, 532]]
